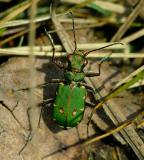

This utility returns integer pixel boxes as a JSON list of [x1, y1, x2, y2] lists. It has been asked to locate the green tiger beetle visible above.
[[43, 13, 123, 130]]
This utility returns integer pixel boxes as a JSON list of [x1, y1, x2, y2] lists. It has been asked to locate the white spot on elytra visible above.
[[80, 108, 84, 111], [59, 107, 64, 114], [72, 109, 77, 116]]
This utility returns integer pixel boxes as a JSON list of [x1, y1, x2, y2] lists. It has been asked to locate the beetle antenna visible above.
[[84, 42, 124, 56], [44, 27, 55, 61], [70, 12, 77, 52]]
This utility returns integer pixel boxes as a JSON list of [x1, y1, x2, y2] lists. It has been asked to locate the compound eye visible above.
[[67, 54, 72, 61]]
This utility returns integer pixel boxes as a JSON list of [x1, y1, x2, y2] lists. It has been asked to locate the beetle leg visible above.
[[85, 101, 95, 108], [84, 71, 100, 77], [84, 61, 103, 77], [36, 79, 65, 89]]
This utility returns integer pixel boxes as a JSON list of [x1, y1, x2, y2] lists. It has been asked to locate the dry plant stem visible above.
[[0, 16, 104, 29], [0, 15, 50, 29], [120, 28, 144, 43], [127, 0, 144, 18], [9, 43, 125, 51], [111, 0, 144, 42], [1, 49, 144, 59]]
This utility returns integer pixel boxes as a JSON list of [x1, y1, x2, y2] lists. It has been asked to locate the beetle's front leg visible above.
[[84, 61, 103, 77]]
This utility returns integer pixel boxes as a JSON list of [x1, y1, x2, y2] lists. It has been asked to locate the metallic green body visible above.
[[52, 51, 88, 128], [53, 83, 86, 128]]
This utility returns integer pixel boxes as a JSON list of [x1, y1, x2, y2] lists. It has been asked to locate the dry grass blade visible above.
[[120, 28, 144, 43], [1, 49, 144, 59]]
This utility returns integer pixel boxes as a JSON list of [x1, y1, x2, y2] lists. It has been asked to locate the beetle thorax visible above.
[[65, 51, 87, 82]]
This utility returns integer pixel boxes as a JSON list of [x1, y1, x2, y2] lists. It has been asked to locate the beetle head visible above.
[[67, 51, 88, 72]]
